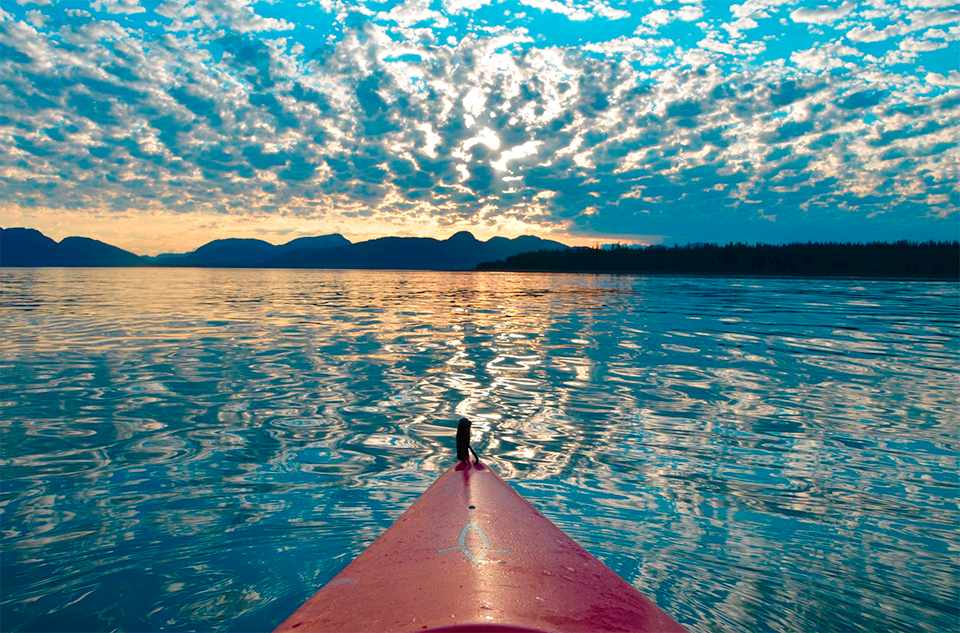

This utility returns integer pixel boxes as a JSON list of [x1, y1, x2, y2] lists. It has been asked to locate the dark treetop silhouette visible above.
[[476, 241, 960, 279]]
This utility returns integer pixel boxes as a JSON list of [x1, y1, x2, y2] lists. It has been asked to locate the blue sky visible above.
[[1, 0, 958, 254]]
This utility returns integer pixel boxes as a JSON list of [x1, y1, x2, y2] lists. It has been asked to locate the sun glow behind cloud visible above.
[[0, 0, 957, 254]]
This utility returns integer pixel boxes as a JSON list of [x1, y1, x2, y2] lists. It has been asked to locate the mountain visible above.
[[0, 228, 145, 267], [0, 228, 60, 266], [280, 235, 352, 252], [0, 228, 568, 270], [58, 237, 146, 266], [159, 233, 351, 266], [266, 231, 569, 270]]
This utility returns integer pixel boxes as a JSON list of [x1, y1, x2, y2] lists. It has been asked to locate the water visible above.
[[1, 268, 957, 633]]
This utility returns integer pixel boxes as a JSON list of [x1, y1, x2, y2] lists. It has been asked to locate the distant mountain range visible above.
[[154, 234, 352, 266], [0, 227, 569, 270], [263, 231, 569, 270], [0, 228, 144, 267]]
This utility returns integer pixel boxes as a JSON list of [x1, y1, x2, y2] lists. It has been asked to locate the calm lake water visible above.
[[1, 268, 957, 633]]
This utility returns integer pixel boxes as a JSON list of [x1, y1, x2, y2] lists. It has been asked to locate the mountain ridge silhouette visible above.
[[263, 231, 569, 270], [0, 228, 146, 267], [0, 227, 569, 270]]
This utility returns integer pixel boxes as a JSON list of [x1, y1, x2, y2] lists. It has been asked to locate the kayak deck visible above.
[[275, 461, 686, 633]]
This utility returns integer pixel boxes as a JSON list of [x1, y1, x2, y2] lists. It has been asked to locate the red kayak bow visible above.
[[275, 456, 686, 632]]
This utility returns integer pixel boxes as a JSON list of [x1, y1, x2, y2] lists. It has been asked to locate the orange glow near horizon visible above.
[[2, 205, 664, 256]]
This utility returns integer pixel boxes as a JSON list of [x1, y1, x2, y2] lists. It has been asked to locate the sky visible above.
[[0, 0, 958, 255]]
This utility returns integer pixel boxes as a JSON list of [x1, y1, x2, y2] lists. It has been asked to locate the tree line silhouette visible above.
[[476, 241, 959, 278]]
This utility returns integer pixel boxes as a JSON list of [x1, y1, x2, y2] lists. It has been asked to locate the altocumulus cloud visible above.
[[0, 0, 958, 247]]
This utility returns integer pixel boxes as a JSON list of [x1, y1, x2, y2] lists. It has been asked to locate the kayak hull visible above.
[[275, 462, 686, 633]]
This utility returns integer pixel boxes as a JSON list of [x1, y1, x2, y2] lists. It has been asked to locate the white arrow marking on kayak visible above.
[[437, 520, 510, 564]]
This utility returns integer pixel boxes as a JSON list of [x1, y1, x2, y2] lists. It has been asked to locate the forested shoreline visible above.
[[477, 241, 960, 278]]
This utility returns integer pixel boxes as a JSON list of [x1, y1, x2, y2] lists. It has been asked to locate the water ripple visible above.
[[1, 269, 957, 633]]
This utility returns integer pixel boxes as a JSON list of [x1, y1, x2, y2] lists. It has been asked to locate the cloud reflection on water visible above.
[[1, 268, 957, 632]]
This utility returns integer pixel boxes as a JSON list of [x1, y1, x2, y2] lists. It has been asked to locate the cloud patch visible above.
[[790, 2, 856, 24], [91, 0, 146, 15], [0, 0, 957, 249]]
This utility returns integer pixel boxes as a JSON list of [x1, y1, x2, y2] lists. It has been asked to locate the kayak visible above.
[[274, 456, 687, 632]]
